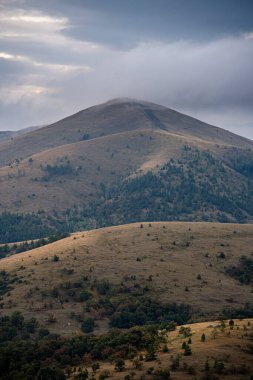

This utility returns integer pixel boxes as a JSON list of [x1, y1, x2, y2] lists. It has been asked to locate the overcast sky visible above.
[[0, 0, 253, 139]]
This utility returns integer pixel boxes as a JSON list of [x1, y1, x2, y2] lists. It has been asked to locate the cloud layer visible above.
[[0, 0, 253, 139]]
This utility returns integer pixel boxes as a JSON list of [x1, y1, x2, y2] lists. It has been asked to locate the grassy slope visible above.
[[0, 126, 41, 143], [0, 99, 252, 216], [0, 98, 252, 168], [1, 222, 253, 336], [75, 318, 253, 380], [0, 129, 215, 213], [0, 100, 154, 167], [0, 128, 252, 217]]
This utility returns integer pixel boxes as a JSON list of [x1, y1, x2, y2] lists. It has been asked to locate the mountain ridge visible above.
[[0, 98, 253, 241], [0, 125, 43, 143], [0, 98, 252, 168]]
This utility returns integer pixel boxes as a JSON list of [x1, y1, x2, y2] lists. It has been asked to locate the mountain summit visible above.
[[0, 98, 253, 239], [0, 98, 252, 168]]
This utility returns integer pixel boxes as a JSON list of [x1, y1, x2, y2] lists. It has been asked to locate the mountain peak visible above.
[[0, 97, 252, 172], [102, 97, 165, 109], [104, 97, 139, 104]]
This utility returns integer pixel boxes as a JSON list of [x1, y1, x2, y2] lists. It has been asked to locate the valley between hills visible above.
[[1, 99, 253, 379]]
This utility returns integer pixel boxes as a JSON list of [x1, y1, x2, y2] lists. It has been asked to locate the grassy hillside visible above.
[[1, 311, 252, 380], [67, 318, 253, 380], [1, 222, 253, 336], [0, 125, 42, 143], [0, 98, 252, 168], [1, 141, 253, 244], [0, 129, 187, 214], [0, 99, 253, 242], [1, 222, 253, 379]]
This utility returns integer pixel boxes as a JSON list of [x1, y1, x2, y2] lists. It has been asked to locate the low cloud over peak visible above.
[[0, 0, 252, 139]]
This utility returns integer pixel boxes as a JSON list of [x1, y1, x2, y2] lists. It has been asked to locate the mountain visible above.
[[0, 98, 252, 168], [0, 98, 253, 242], [0, 131, 13, 142], [1, 101, 253, 378], [0, 125, 42, 143]]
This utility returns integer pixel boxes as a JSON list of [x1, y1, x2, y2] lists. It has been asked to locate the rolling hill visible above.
[[0, 98, 253, 242], [70, 318, 253, 380], [1, 104, 253, 376], [1, 221, 253, 379], [1, 222, 253, 335]]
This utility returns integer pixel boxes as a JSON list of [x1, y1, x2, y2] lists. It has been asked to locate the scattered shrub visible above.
[[81, 318, 95, 333]]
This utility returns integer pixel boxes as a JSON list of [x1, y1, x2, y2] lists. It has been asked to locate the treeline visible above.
[[1, 147, 253, 243], [39, 277, 192, 332], [41, 163, 75, 181], [0, 311, 167, 380], [226, 255, 253, 285], [0, 270, 19, 298], [223, 147, 253, 179], [109, 300, 191, 328], [0, 232, 69, 259], [222, 303, 253, 319], [1, 307, 253, 379], [78, 147, 253, 227], [0, 212, 58, 244]]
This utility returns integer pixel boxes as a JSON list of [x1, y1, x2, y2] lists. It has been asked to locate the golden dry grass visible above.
[[0, 98, 251, 169], [1, 222, 253, 337], [74, 319, 253, 380], [0, 128, 227, 213], [0, 98, 252, 214]]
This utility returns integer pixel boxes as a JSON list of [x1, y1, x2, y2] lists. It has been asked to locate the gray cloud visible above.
[[0, 0, 253, 139], [27, 0, 253, 49]]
